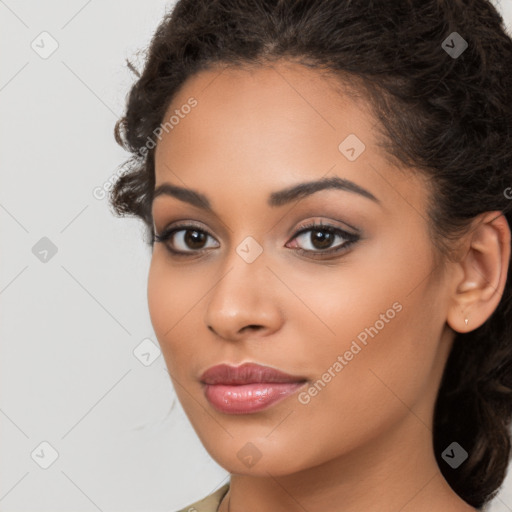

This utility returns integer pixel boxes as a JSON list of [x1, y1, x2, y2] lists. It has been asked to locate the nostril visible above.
[[242, 325, 262, 333]]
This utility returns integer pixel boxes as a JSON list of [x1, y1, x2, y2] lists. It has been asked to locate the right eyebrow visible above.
[[152, 176, 380, 211]]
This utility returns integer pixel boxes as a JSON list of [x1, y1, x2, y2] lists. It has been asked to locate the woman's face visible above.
[[148, 61, 455, 476]]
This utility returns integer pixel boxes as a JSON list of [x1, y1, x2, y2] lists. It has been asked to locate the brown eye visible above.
[[287, 222, 360, 258], [153, 221, 360, 259], [154, 224, 219, 255], [181, 229, 208, 250]]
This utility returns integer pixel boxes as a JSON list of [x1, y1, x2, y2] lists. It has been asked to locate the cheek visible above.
[[292, 241, 442, 434], [147, 257, 170, 340], [147, 252, 201, 331], [147, 255, 193, 372], [280, 299, 440, 472]]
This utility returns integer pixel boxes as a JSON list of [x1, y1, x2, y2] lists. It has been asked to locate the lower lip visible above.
[[203, 381, 307, 414]]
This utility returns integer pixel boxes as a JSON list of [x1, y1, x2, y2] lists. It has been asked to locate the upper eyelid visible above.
[[154, 212, 360, 233], [152, 204, 362, 235]]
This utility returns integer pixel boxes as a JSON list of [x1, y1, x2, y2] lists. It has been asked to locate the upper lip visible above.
[[200, 362, 308, 385]]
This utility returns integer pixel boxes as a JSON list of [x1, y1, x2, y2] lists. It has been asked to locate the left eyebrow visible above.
[[152, 176, 380, 211]]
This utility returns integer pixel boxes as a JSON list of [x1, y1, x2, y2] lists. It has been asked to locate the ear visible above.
[[446, 211, 511, 333]]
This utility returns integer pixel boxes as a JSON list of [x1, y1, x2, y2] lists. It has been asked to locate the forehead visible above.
[[153, 60, 429, 218], [156, 61, 376, 169]]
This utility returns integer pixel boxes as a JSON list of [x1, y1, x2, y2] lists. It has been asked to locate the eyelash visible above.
[[153, 220, 360, 259]]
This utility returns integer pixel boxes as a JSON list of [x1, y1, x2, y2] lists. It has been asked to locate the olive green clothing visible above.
[[176, 483, 230, 512], [175, 482, 484, 511]]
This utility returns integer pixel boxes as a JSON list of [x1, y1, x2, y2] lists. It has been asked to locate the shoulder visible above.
[[175, 483, 230, 512]]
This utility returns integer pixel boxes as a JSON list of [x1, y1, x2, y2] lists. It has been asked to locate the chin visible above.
[[199, 434, 325, 477]]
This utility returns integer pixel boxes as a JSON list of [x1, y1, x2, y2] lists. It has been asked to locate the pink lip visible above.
[[200, 362, 307, 385], [200, 363, 308, 414]]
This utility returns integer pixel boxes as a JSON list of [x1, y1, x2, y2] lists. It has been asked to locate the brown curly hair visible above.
[[110, 0, 512, 508]]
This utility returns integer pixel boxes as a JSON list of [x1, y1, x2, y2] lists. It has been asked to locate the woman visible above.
[[110, 0, 512, 510]]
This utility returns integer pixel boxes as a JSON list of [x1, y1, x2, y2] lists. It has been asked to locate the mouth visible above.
[[200, 362, 308, 414]]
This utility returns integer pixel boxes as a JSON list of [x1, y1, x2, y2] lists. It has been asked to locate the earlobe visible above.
[[446, 211, 511, 333]]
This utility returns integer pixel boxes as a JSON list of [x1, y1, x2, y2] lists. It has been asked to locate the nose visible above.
[[204, 248, 283, 341]]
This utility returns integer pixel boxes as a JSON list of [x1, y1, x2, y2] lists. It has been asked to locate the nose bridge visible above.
[[212, 234, 268, 306], [204, 234, 280, 336]]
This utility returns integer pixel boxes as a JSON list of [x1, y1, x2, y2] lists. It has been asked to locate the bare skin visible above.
[[148, 59, 510, 512]]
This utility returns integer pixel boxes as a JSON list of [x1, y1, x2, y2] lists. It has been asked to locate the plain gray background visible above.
[[1, 1, 512, 511]]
